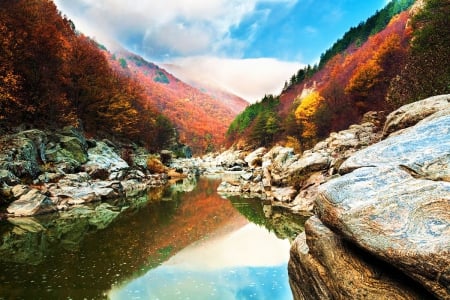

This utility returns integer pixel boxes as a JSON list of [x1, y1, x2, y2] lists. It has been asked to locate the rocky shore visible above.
[[212, 110, 386, 215], [0, 126, 182, 218]]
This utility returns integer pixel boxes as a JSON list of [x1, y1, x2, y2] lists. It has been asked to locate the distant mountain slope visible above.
[[162, 63, 248, 116], [106, 51, 248, 154]]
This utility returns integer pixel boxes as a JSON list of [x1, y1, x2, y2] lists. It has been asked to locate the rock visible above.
[[0, 169, 20, 185], [59, 172, 90, 184], [340, 112, 450, 177], [37, 172, 64, 183], [290, 172, 325, 215], [16, 129, 48, 163], [11, 185, 30, 198], [262, 167, 272, 189], [290, 194, 314, 214], [383, 94, 450, 137], [83, 141, 129, 177], [7, 189, 56, 216], [271, 186, 297, 202], [288, 216, 435, 300], [228, 165, 243, 172], [58, 135, 88, 164], [285, 152, 329, 184], [146, 157, 167, 174], [131, 147, 150, 169], [244, 147, 266, 167], [317, 112, 450, 299], [215, 149, 244, 168], [0, 135, 40, 178], [44, 127, 89, 173], [49, 179, 122, 205], [240, 172, 253, 181], [318, 166, 450, 299]]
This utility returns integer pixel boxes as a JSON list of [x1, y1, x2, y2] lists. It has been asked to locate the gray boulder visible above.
[[317, 112, 450, 299], [44, 127, 88, 173], [0, 135, 40, 178], [383, 94, 450, 137], [83, 141, 129, 179], [289, 216, 435, 299], [0, 169, 20, 185]]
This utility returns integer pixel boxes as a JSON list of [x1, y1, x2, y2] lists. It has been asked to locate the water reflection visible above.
[[109, 223, 292, 300], [0, 177, 304, 300]]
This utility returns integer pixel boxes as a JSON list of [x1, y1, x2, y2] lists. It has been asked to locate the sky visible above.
[[54, 0, 388, 102]]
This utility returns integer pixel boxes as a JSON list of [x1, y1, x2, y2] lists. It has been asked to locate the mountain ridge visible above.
[[106, 50, 248, 154]]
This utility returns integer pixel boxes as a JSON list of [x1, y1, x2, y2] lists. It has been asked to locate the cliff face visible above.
[[288, 94, 450, 299]]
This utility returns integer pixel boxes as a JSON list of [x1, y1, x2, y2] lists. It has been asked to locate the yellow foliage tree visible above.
[[294, 91, 324, 141]]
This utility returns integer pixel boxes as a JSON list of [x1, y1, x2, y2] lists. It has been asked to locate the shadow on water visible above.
[[0, 177, 307, 300]]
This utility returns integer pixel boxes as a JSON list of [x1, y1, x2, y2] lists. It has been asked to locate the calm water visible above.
[[0, 177, 305, 300]]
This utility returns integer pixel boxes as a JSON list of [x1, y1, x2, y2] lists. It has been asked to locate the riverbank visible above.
[[204, 94, 449, 299], [169, 94, 449, 299], [0, 126, 189, 218]]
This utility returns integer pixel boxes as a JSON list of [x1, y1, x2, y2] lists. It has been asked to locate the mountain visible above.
[[161, 63, 247, 116], [226, 0, 449, 151], [106, 51, 248, 154]]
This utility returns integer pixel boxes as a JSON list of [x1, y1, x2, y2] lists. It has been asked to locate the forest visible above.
[[227, 0, 450, 151], [0, 0, 175, 152]]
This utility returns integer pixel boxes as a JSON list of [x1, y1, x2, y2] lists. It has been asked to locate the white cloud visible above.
[[55, 0, 259, 57], [163, 55, 303, 103], [54, 0, 302, 101], [54, 0, 299, 57]]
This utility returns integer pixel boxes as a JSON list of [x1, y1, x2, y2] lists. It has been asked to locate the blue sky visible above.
[[54, 0, 388, 102]]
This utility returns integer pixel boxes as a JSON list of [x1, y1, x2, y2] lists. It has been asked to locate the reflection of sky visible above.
[[109, 223, 293, 300]]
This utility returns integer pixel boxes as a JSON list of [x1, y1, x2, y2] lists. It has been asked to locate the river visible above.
[[0, 177, 306, 300]]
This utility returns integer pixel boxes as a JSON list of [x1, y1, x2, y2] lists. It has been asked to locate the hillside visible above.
[[0, 0, 176, 152], [107, 51, 248, 154], [0, 0, 248, 156], [226, 0, 449, 151]]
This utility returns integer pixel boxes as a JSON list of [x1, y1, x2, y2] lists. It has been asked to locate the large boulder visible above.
[[45, 127, 88, 173], [340, 109, 450, 177], [383, 94, 450, 137], [289, 217, 435, 299], [7, 189, 56, 217], [0, 135, 40, 179], [83, 141, 129, 179], [315, 111, 450, 298], [244, 147, 266, 167]]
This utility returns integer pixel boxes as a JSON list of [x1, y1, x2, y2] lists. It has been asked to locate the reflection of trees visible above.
[[0, 178, 241, 299], [227, 196, 307, 242]]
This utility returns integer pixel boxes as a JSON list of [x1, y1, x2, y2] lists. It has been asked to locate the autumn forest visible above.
[[227, 0, 449, 151], [0, 0, 449, 156]]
